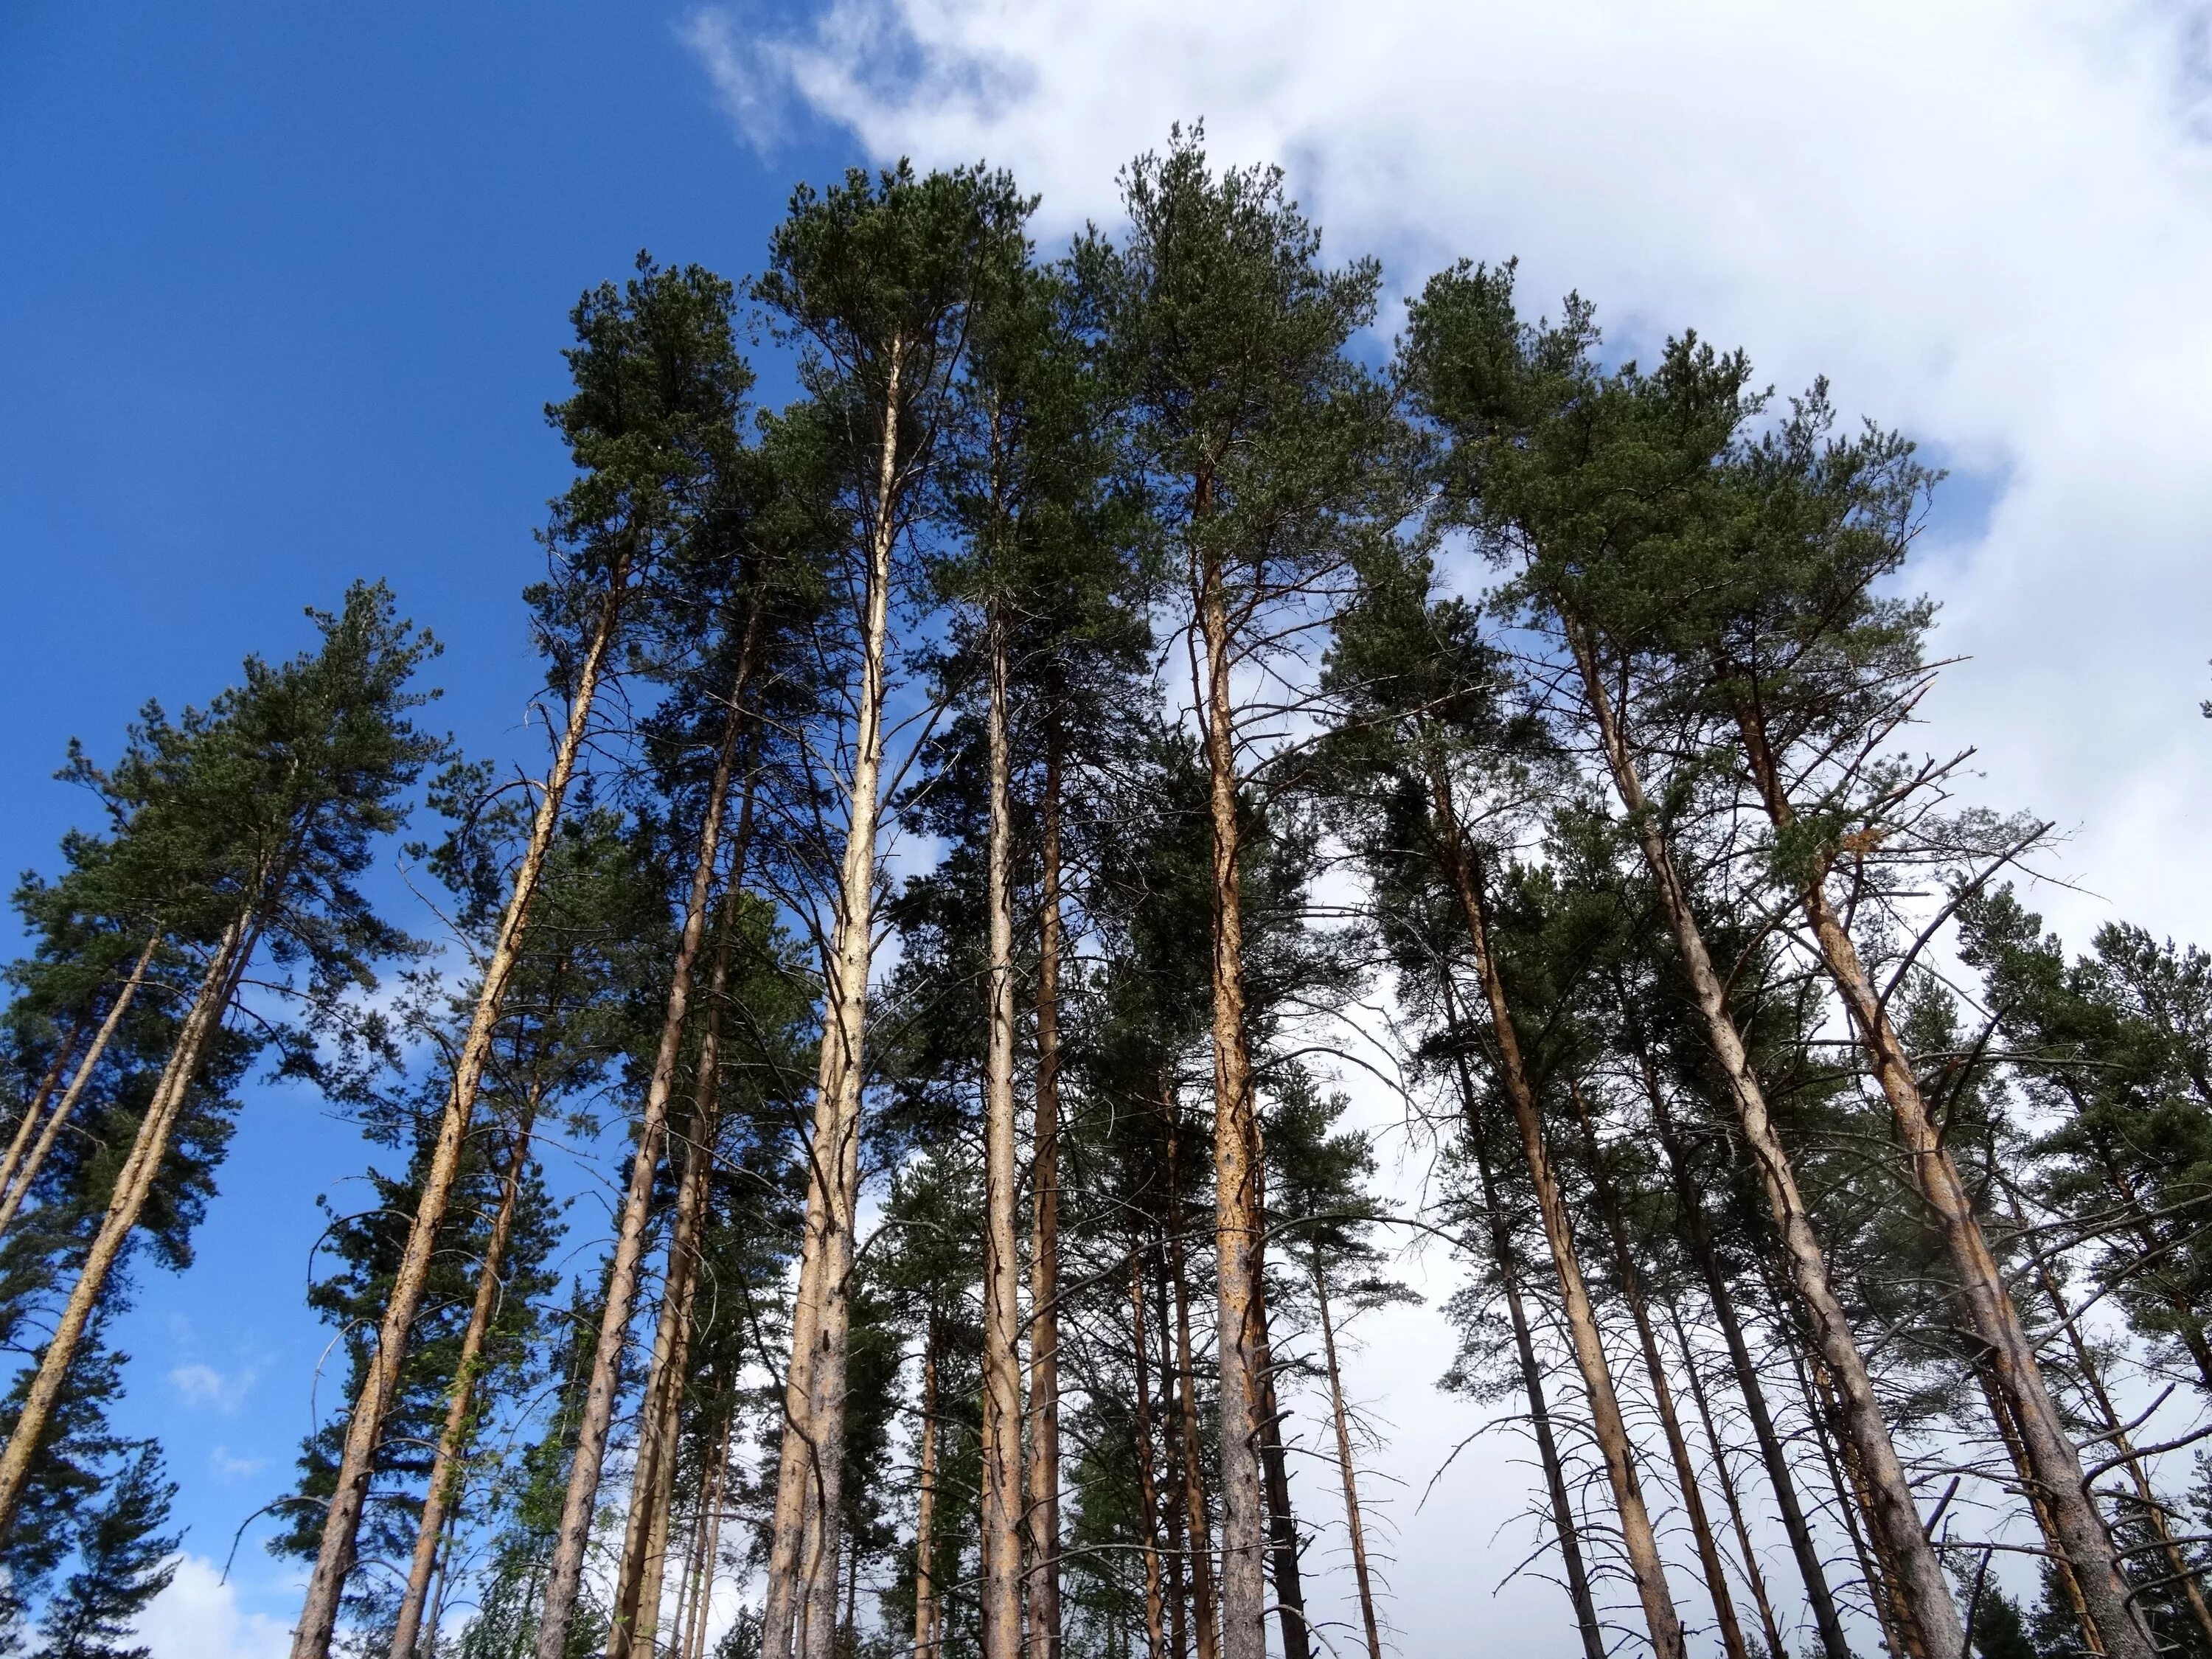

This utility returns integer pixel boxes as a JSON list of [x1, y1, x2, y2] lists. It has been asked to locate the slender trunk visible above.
[[1426, 760, 1685, 1659], [1980, 1366, 2103, 1653], [535, 667, 747, 1659], [1312, 1254, 1384, 1659], [300, 559, 630, 1659], [1571, 1082, 1751, 1659], [684, 1413, 732, 1659], [1733, 700, 2152, 1659], [0, 910, 253, 1541], [1158, 1254, 1190, 1659], [1796, 1328, 1921, 1659], [1441, 987, 1605, 1659], [980, 616, 1026, 1659], [1561, 623, 1962, 1659], [765, 345, 904, 1659], [2027, 1225, 2212, 1652], [1027, 731, 1065, 1659], [391, 1080, 546, 1659], [1663, 1291, 1789, 1659], [0, 1022, 79, 1206], [1641, 1059, 1853, 1659], [611, 639, 763, 1659], [1193, 527, 1266, 1659], [1166, 1098, 1219, 1659], [1251, 1272, 1309, 1659], [0, 936, 161, 1243], [913, 1320, 941, 1659], [1133, 1253, 1168, 1659]]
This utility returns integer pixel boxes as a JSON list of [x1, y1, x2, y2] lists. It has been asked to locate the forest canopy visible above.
[[1, 128, 2207, 1659]]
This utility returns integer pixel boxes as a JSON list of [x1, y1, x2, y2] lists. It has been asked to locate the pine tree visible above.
[[34, 1441, 181, 1659]]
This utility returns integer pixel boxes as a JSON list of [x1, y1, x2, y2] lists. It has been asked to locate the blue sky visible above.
[[0, 1, 850, 1624]]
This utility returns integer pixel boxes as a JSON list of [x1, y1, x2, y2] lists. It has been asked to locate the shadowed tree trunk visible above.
[[1312, 1253, 1384, 1659], [1133, 1253, 1168, 1659], [1027, 736, 1066, 1659]]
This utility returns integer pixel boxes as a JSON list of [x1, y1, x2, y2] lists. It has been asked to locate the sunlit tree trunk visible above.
[[1427, 761, 1684, 1659], [1732, 702, 2152, 1659], [980, 616, 1026, 1659], [301, 560, 630, 1659], [1561, 625, 1962, 1659], [535, 650, 748, 1659], [765, 343, 903, 1659], [1439, 984, 1605, 1659], [1027, 734, 1066, 1659], [1133, 1253, 1168, 1659], [1312, 1253, 1383, 1659], [0, 907, 257, 1542], [392, 1075, 546, 1659], [0, 935, 159, 1243], [1570, 1082, 1750, 1659], [1639, 1056, 1853, 1659]]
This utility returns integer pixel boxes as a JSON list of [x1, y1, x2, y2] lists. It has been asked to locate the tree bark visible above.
[[1570, 1081, 1752, 1659], [1640, 1055, 1854, 1659], [1439, 985, 1606, 1659], [535, 653, 748, 1659], [1027, 729, 1066, 1659], [391, 1079, 546, 1659], [0, 1020, 80, 1207], [1426, 760, 1686, 1659], [1312, 1253, 1384, 1659], [912, 1318, 942, 1659], [1251, 1270, 1309, 1659], [763, 341, 903, 1659], [1158, 1254, 1190, 1659], [1166, 1093, 1220, 1659], [2024, 1221, 2212, 1652], [299, 559, 630, 1659], [1731, 699, 2153, 1659], [1560, 622, 1963, 1659], [1133, 1253, 1168, 1659], [0, 909, 254, 1542], [980, 615, 1026, 1659], [1662, 1290, 1789, 1659], [0, 935, 160, 1244], [1193, 526, 1267, 1659]]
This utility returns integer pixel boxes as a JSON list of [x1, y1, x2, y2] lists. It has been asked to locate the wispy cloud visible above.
[[169, 1361, 256, 1413], [678, 8, 793, 159], [208, 1445, 265, 1481]]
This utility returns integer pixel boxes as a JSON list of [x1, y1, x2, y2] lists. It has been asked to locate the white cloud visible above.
[[168, 1360, 256, 1413], [133, 1557, 291, 1659], [207, 1445, 265, 1481]]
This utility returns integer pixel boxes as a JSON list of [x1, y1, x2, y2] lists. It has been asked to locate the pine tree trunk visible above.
[[1560, 624, 1964, 1659], [0, 907, 254, 1543], [1133, 1253, 1168, 1659], [1640, 1056, 1854, 1659], [980, 615, 1026, 1659], [1980, 1365, 2104, 1652], [1158, 1253, 1190, 1659], [763, 343, 903, 1659], [1027, 731, 1066, 1659], [391, 1078, 546, 1659], [1731, 701, 2153, 1659], [1426, 761, 1686, 1659], [608, 835, 751, 1659], [535, 661, 749, 1659], [1444, 1020, 1607, 1659], [1792, 1326, 1921, 1659], [1312, 1254, 1384, 1659], [1166, 1094, 1220, 1659], [913, 1318, 941, 1659], [683, 1413, 731, 1659], [1662, 1290, 1789, 1659], [0, 935, 160, 1243], [0, 1020, 79, 1205], [298, 560, 630, 1659], [1570, 1082, 1751, 1659], [1250, 1271, 1309, 1659], [2025, 1223, 2212, 1652], [1193, 526, 1267, 1659]]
